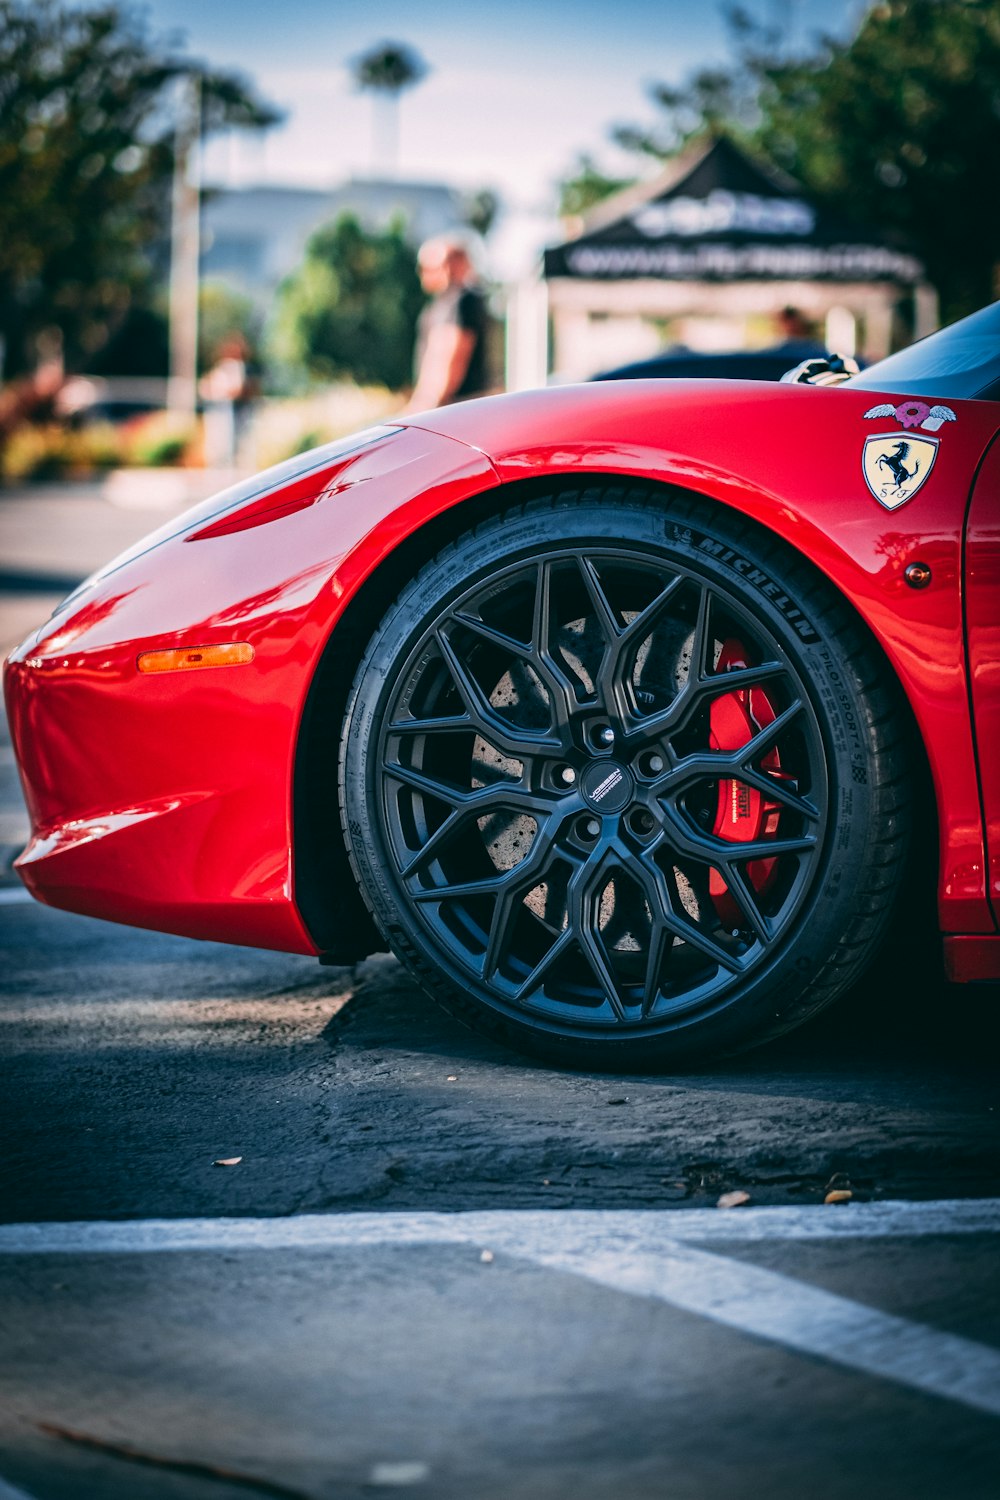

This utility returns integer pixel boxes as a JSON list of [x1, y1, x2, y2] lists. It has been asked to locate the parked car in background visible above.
[[56, 375, 169, 425], [592, 341, 829, 384]]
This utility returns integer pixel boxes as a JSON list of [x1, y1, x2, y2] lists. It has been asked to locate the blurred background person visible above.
[[198, 333, 259, 469], [775, 305, 816, 343], [405, 235, 488, 412]]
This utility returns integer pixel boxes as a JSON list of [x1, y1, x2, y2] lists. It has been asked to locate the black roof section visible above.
[[544, 137, 923, 284]]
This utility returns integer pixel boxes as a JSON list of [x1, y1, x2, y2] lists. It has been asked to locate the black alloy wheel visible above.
[[340, 490, 910, 1067]]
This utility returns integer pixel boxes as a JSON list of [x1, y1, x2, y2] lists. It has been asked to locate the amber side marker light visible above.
[[137, 643, 255, 674]]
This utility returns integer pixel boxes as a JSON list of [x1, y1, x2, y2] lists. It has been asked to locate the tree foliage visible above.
[[351, 41, 428, 97], [0, 0, 279, 376], [460, 187, 501, 239], [270, 215, 425, 390], [558, 0, 1000, 320], [558, 156, 634, 221], [613, 67, 759, 162], [198, 281, 261, 374], [751, 0, 1000, 320]]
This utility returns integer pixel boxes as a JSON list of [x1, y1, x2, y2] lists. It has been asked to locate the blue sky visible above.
[[136, 0, 871, 197], [129, 0, 873, 274]]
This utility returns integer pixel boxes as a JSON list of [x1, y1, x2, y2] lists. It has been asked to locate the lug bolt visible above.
[[585, 818, 601, 838], [597, 726, 615, 745], [559, 766, 577, 785], [648, 754, 664, 774]]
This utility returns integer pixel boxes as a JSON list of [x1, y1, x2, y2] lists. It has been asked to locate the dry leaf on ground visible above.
[[717, 1190, 751, 1209]]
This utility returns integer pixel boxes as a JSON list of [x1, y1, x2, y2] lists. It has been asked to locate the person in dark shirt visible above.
[[406, 235, 488, 411]]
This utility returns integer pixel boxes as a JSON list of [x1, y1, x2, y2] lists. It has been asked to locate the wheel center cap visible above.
[[580, 760, 633, 814]]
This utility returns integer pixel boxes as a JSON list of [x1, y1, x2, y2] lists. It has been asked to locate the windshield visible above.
[[846, 301, 1000, 399]]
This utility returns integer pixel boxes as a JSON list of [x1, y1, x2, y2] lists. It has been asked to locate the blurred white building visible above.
[[200, 177, 468, 304]]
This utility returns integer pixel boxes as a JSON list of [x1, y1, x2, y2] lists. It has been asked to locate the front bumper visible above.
[[4, 426, 497, 951]]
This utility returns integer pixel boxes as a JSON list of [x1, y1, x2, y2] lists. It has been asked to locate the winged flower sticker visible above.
[[864, 401, 957, 433]]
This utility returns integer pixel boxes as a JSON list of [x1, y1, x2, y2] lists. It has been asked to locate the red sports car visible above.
[[5, 304, 999, 1068]]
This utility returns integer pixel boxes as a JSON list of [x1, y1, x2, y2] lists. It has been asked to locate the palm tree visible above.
[[352, 41, 428, 177]]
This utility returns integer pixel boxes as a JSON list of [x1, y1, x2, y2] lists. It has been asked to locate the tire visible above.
[[339, 488, 911, 1069]]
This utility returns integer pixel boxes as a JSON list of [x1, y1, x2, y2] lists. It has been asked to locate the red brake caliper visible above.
[[708, 640, 786, 928]]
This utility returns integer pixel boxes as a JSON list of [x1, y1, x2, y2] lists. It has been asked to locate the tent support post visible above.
[[913, 284, 940, 341], [505, 278, 549, 392]]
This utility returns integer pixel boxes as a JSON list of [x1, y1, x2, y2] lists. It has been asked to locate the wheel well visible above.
[[292, 472, 937, 962]]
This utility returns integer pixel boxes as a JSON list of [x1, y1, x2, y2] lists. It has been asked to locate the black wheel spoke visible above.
[[725, 831, 816, 860], [569, 860, 631, 1021], [704, 660, 785, 696], [736, 765, 820, 821], [616, 583, 709, 740], [618, 574, 686, 649], [453, 611, 530, 653], [388, 762, 550, 816], [634, 848, 743, 974], [481, 872, 536, 983], [576, 556, 622, 644], [511, 925, 575, 1001], [688, 582, 713, 685], [398, 785, 554, 879], [736, 699, 805, 764], [598, 575, 688, 716], [716, 862, 776, 946], [656, 801, 817, 863], [384, 760, 471, 809], [410, 811, 559, 902], [531, 561, 585, 724], [399, 808, 465, 878], [641, 917, 673, 1018], [435, 627, 562, 755], [388, 712, 475, 736], [577, 931, 630, 1021]]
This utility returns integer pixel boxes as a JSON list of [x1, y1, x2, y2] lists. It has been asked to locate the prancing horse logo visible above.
[[879, 440, 919, 489], [862, 432, 939, 509]]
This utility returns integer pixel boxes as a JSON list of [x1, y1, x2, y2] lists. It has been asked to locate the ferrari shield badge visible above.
[[862, 433, 938, 509]]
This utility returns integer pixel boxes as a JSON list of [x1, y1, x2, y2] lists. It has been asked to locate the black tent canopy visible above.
[[543, 137, 923, 286]]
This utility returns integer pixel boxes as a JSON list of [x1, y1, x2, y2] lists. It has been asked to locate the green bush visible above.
[[0, 422, 123, 482], [271, 214, 424, 390], [122, 411, 198, 467]]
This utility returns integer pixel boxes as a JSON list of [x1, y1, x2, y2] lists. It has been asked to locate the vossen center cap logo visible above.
[[581, 761, 634, 814], [592, 769, 624, 802]]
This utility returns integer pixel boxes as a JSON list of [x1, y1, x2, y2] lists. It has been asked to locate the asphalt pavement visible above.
[[2, 480, 999, 1500]]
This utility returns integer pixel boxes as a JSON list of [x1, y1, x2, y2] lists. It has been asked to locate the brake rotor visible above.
[[708, 639, 786, 928]]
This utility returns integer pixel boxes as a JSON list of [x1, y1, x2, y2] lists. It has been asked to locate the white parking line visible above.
[[504, 1235, 1000, 1418], [2, 1201, 999, 1418], [2, 1198, 997, 1255], [0, 887, 31, 905]]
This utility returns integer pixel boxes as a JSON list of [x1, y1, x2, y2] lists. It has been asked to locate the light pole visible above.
[[351, 43, 427, 178], [167, 73, 201, 415]]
